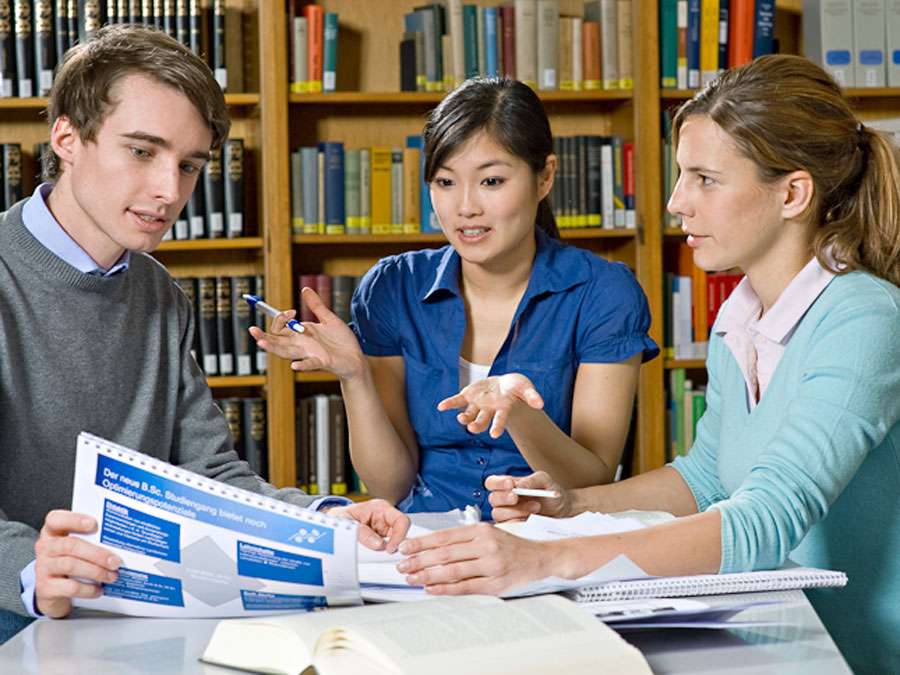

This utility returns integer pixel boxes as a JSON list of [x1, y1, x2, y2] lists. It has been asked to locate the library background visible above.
[[4, 0, 896, 498]]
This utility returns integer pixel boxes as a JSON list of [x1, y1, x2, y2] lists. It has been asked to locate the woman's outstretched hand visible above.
[[437, 373, 544, 438]]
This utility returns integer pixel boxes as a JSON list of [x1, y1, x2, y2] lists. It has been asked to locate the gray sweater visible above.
[[0, 202, 314, 614]]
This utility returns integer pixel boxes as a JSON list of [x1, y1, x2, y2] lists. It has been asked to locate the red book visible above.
[[314, 274, 333, 313], [304, 4, 324, 92], [582, 21, 601, 89], [728, 0, 754, 68], [500, 4, 516, 79]]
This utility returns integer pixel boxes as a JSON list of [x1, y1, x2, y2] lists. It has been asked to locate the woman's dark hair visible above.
[[423, 77, 559, 239], [673, 54, 900, 287]]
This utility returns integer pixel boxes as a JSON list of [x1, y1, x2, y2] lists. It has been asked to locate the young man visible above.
[[0, 25, 408, 642]]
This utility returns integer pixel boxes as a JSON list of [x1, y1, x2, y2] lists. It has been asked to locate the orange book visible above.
[[582, 21, 601, 89], [728, 0, 754, 69], [678, 243, 708, 343], [304, 4, 324, 93]]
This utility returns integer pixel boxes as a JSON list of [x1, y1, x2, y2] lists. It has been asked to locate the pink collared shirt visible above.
[[715, 257, 835, 410]]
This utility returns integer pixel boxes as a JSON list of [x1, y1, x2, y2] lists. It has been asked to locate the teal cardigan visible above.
[[671, 270, 900, 674]]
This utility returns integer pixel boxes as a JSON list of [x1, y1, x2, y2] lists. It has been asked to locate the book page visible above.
[[310, 595, 652, 675]]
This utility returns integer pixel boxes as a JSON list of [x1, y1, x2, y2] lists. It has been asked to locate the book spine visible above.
[[314, 393, 330, 496], [399, 32, 417, 92], [889, 0, 900, 86], [369, 146, 392, 235], [220, 397, 244, 457], [802, 0, 854, 86], [536, 0, 558, 90], [224, 138, 244, 238], [616, 0, 633, 89], [440, 31, 454, 90], [344, 148, 360, 235], [2, 142, 22, 209], [176, 0, 188, 46], [611, 135, 625, 228], [173, 277, 201, 362], [203, 147, 225, 239], [659, 0, 677, 88], [623, 140, 635, 229], [215, 276, 234, 375], [600, 138, 614, 230], [322, 11, 338, 92], [476, 5, 485, 75], [289, 149, 303, 234], [686, 0, 700, 88], [243, 397, 267, 479], [500, 3, 516, 79], [571, 16, 582, 90], [291, 15, 308, 93], [462, 4, 477, 79], [252, 274, 267, 373], [197, 276, 218, 375], [319, 141, 345, 235], [599, 0, 619, 89], [162, 0, 175, 37], [514, 0, 537, 88], [14, 0, 34, 97], [328, 394, 347, 495], [230, 275, 253, 376], [359, 147, 371, 234], [418, 6, 438, 90], [407, 134, 438, 233], [446, 0, 464, 86], [402, 145, 420, 234], [331, 274, 354, 323], [484, 6, 498, 77], [717, 0, 729, 72], [699, 0, 719, 86], [575, 135, 586, 226], [33, 0, 53, 95], [297, 273, 316, 325], [52, 0, 66, 81], [854, 0, 887, 87], [751, 0, 774, 59], [585, 135, 602, 227], [676, 0, 688, 88], [296, 397, 310, 492], [299, 146, 319, 235], [303, 3, 323, 93], [317, 147, 324, 234], [390, 148, 403, 234], [188, 0, 200, 55], [582, 20, 600, 89], [209, 0, 226, 88]]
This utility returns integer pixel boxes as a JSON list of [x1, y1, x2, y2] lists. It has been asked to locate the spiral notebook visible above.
[[567, 566, 847, 605]]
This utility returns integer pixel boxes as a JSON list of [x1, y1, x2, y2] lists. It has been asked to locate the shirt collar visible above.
[[421, 229, 590, 302], [22, 183, 131, 276], [716, 255, 835, 344]]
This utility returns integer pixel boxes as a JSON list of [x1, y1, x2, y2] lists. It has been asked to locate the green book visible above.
[[323, 12, 338, 92], [659, 0, 678, 88]]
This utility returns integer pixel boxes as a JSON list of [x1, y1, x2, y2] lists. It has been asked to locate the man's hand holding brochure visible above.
[[68, 432, 405, 617]]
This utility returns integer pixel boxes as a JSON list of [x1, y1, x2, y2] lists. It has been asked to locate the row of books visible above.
[[803, 0, 900, 88], [0, 0, 239, 98], [400, 0, 633, 93], [217, 396, 268, 479], [550, 134, 635, 229], [296, 273, 361, 324], [658, 0, 777, 90], [296, 393, 365, 496], [287, 3, 338, 93], [0, 143, 24, 210], [663, 245, 744, 360], [667, 368, 707, 459], [174, 275, 267, 378], [162, 138, 248, 241], [289, 137, 440, 237]]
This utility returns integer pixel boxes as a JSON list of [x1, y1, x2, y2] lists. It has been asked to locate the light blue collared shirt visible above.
[[23, 183, 131, 276]]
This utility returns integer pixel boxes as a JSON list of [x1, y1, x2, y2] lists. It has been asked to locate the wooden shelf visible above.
[[0, 93, 260, 110], [156, 237, 263, 252], [289, 89, 633, 105], [665, 359, 707, 370], [292, 229, 635, 246], [663, 87, 900, 101], [295, 372, 340, 383], [207, 375, 267, 388]]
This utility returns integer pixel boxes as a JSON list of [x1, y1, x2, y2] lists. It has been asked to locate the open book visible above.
[[201, 594, 652, 675]]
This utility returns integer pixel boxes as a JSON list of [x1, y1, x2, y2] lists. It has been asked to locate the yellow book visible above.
[[370, 147, 393, 235], [700, 0, 720, 86]]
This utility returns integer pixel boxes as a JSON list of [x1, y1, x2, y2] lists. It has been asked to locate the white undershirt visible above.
[[458, 356, 491, 388]]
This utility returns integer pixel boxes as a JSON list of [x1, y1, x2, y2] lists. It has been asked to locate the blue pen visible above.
[[242, 294, 305, 333]]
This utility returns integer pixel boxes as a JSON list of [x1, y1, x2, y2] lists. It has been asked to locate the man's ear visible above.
[[781, 170, 814, 221], [50, 116, 80, 167]]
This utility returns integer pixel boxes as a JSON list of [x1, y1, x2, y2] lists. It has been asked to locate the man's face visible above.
[[49, 72, 214, 270]]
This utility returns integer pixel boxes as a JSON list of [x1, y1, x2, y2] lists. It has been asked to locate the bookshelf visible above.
[[258, 0, 668, 487]]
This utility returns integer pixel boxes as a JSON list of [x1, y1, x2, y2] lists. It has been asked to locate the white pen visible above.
[[242, 294, 305, 333], [512, 488, 560, 498]]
